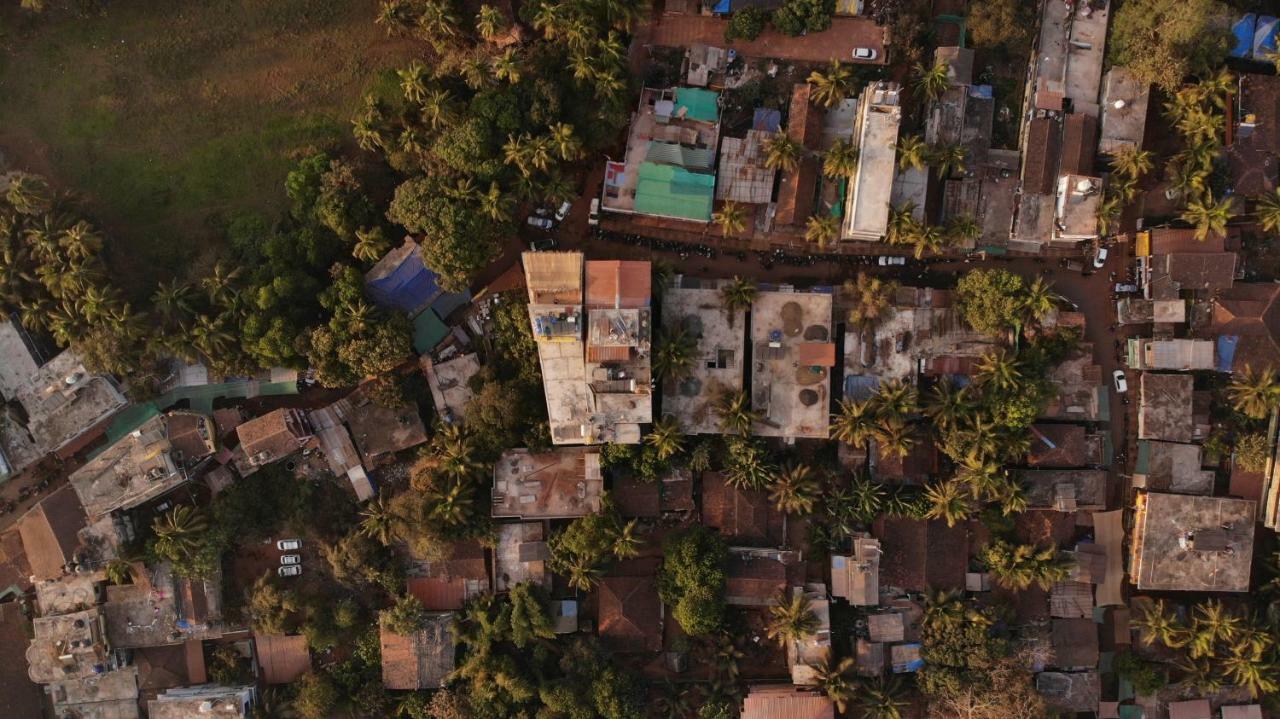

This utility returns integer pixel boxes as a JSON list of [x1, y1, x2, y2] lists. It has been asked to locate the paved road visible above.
[[646, 15, 888, 65]]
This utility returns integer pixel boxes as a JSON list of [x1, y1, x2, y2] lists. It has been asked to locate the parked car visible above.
[[280, 554, 302, 566], [527, 216, 554, 230], [277, 538, 302, 551], [529, 237, 558, 252], [555, 201, 572, 222], [1113, 369, 1128, 394], [534, 207, 551, 217], [1114, 283, 1138, 293], [1093, 247, 1109, 268], [1060, 258, 1085, 273], [852, 48, 878, 61], [588, 198, 600, 226], [278, 565, 302, 577], [878, 256, 906, 266]]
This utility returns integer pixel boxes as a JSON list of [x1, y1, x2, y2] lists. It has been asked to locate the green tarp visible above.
[[634, 163, 715, 221], [413, 308, 450, 355], [673, 87, 720, 123]]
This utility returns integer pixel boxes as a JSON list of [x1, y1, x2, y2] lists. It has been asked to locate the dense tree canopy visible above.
[[1109, 0, 1232, 91], [658, 525, 728, 636]]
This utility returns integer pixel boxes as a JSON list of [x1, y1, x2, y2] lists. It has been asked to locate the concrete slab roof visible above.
[[1132, 491, 1255, 592], [659, 278, 746, 435], [423, 353, 481, 423], [844, 82, 902, 241], [495, 522, 548, 592], [18, 350, 126, 456], [1138, 372, 1194, 443], [1099, 68, 1150, 154], [750, 288, 833, 438], [69, 413, 186, 519], [492, 448, 603, 519]]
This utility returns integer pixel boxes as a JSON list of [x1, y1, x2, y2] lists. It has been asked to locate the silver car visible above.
[[278, 565, 302, 577], [280, 554, 302, 566]]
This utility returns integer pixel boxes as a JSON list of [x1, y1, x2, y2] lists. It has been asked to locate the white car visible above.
[[527, 216, 554, 230], [878, 256, 906, 266], [852, 47, 878, 61], [1113, 370, 1128, 394], [555, 201, 572, 222], [276, 539, 302, 551], [280, 554, 302, 566], [588, 198, 600, 226], [1093, 247, 1109, 268], [278, 565, 302, 578]]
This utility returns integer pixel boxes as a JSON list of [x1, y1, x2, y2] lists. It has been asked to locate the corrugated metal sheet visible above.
[[645, 141, 715, 170], [673, 87, 720, 123], [634, 163, 715, 221]]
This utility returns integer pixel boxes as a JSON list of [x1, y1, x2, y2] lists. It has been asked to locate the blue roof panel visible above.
[[1233, 14, 1257, 58]]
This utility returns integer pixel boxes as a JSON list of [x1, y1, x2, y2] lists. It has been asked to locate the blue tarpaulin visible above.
[[1217, 334, 1239, 373], [752, 108, 782, 132], [844, 374, 881, 400], [1254, 16, 1278, 59], [1233, 14, 1257, 58], [365, 243, 443, 315], [713, 0, 730, 12]]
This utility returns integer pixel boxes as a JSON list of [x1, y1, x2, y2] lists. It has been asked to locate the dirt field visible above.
[[0, 0, 416, 288]]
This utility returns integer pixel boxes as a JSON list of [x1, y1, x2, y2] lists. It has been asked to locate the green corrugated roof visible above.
[[634, 163, 715, 221], [413, 308, 450, 354], [646, 141, 715, 170], [674, 87, 720, 123]]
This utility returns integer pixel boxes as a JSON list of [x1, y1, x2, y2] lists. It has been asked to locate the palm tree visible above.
[[913, 60, 951, 103], [565, 553, 603, 591], [807, 60, 855, 108], [1096, 193, 1123, 236], [855, 676, 907, 719], [1187, 599, 1241, 658], [831, 398, 877, 450], [823, 139, 859, 178], [769, 463, 819, 516], [809, 652, 856, 712], [358, 494, 402, 545], [929, 143, 966, 178], [104, 558, 134, 585], [376, 0, 417, 36], [491, 48, 522, 83], [4, 172, 52, 215], [974, 350, 1023, 393], [906, 223, 943, 259], [895, 134, 928, 172], [352, 226, 389, 263], [475, 4, 507, 40], [766, 592, 818, 646], [479, 181, 515, 222], [925, 378, 971, 433], [539, 170, 575, 206], [547, 122, 583, 161], [981, 539, 1072, 591], [1197, 68, 1235, 109], [875, 418, 915, 459], [944, 214, 980, 245], [1222, 642, 1280, 698], [1229, 365, 1280, 420], [151, 279, 196, 325], [503, 133, 533, 176], [152, 506, 208, 558], [59, 221, 102, 260], [1180, 194, 1234, 241], [712, 201, 746, 237], [763, 133, 803, 173], [652, 326, 698, 382], [612, 519, 643, 559], [715, 389, 759, 437], [1111, 145, 1154, 180], [842, 271, 898, 331], [419, 87, 455, 130], [1022, 276, 1058, 323], [416, 0, 461, 45], [885, 202, 918, 244], [201, 261, 242, 306], [1132, 599, 1188, 648], [531, 1, 569, 39], [870, 378, 918, 422], [719, 276, 757, 319], [804, 214, 839, 250], [397, 61, 430, 104], [922, 480, 971, 527], [956, 453, 1004, 501], [1256, 187, 1280, 234], [429, 480, 474, 527], [644, 415, 684, 460]]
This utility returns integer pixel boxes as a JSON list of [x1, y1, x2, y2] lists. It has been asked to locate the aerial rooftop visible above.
[[492, 448, 603, 519], [1134, 441, 1214, 495], [1098, 68, 1150, 154], [69, 413, 186, 519], [26, 607, 111, 683], [1131, 492, 1255, 592], [148, 685, 254, 719], [380, 612, 455, 690], [843, 81, 902, 241], [1018, 469, 1107, 511], [749, 287, 834, 438], [658, 277, 746, 435], [8, 348, 127, 460], [1138, 373, 1196, 443]]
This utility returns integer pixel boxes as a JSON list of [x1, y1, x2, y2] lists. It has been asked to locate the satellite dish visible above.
[[1113, 99, 1126, 110]]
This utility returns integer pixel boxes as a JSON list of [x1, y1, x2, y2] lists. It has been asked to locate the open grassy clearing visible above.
[[0, 0, 416, 289]]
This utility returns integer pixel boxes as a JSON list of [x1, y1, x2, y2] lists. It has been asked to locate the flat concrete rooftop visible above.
[[659, 278, 746, 435], [750, 288, 833, 438], [1133, 491, 1254, 592]]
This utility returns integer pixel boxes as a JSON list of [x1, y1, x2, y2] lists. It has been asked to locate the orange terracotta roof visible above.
[[585, 260, 651, 308], [255, 634, 311, 685], [16, 485, 85, 580]]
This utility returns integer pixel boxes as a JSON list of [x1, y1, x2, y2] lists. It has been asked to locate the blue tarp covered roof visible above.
[[843, 375, 881, 401], [365, 240, 443, 315], [1254, 16, 1278, 59], [752, 108, 781, 132], [1217, 334, 1239, 373], [1233, 14, 1257, 58]]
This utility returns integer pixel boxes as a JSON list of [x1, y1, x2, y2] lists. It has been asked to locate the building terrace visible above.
[[69, 413, 189, 519], [492, 448, 603, 520], [1131, 492, 1255, 592], [749, 287, 833, 438], [842, 81, 902, 241], [659, 277, 746, 435], [1138, 373, 1199, 443]]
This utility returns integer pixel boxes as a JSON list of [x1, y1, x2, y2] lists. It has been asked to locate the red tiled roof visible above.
[[1211, 282, 1280, 373], [1028, 424, 1088, 467], [585, 260, 651, 309], [612, 475, 661, 518], [872, 517, 967, 592], [1023, 116, 1062, 195], [237, 408, 311, 464], [16, 484, 86, 580], [774, 155, 819, 227], [1060, 114, 1098, 177], [1149, 228, 1225, 254], [598, 575, 662, 652], [1230, 463, 1264, 503], [701, 472, 779, 543], [586, 345, 632, 363], [407, 577, 467, 611], [255, 634, 311, 685], [787, 83, 823, 150], [742, 686, 835, 719]]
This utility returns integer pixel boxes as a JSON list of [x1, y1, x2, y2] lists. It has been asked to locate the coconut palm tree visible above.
[[956, 452, 1004, 501], [974, 350, 1023, 393], [1222, 643, 1280, 698], [429, 480, 474, 527], [397, 60, 430, 104], [944, 214, 980, 245], [720, 276, 757, 319], [712, 201, 747, 237], [764, 133, 803, 172], [1257, 187, 1280, 234], [1180, 194, 1234, 241], [997, 479, 1029, 516], [809, 652, 856, 712], [1197, 68, 1235, 109], [807, 60, 856, 108], [104, 558, 134, 586], [875, 418, 915, 460], [1132, 599, 1188, 648], [769, 463, 819, 516], [929, 143, 966, 178], [925, 378, 971, 433], [151, 279, 196, 326], [4, 172, 52, 215], [980, 539, 1073, 591], [1111, 145, 1154, 180], [352, 226, 389, 263], [59, 221, 101, 261], [895, 135, 928, 172], [416, 0, 461, 45], [539, 170, 575, 206], [479, 181, 515, 222], [906, 223, 943, 259], [823, 139, 860, 178], [804, 214, 839, 250], [611, 519, 643, 560], [1096, 194, 1123, 236], [376, 0, 417, 36], [715, 389, 759, 437], [871, 378, 918, 422], [766, 592, 819, 646], [644, 415, 684, 460], [855, 676, 907, 719], [565, 552, 604, 591], [922, 480, 971, 527], [885, 202, 918, 244], [652, 326, 698, 382], [831, 398, 877, 450], [547, 122, 583, 161], [1229, 365, 1280, 420], [359, 494, 402, 545], [201, 262, 242, 306], [475, 4, 508, 40], [503, 132, 533, 176], [1022, 276, 1058, 323], [912, 60, 951, 104], [1186, 600, 1241, 658], [842, 271, 898, 331], [491, 48, 523, 83], [424, 423, 482, 482], [152, 506, 208, 558]]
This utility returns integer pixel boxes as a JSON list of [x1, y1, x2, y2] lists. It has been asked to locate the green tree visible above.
[[1179, 194, 1234, 242], [384, 594, 428, 635], [804, 214, 840, 250], [1229, 365, 1280, 420], [807, 61, 856, 108], [955, 268, 1026, 336], [719, 276, 757, 319], [645, 415, 684, 460], [294, 671, 339, 719], [913, 60, 951, 104], [966, 0, 1033, 54], [1109, 0, 1232, 91], [247, 572, 302, 635], [895, 134, 929, 172], [658, 526, 727, 636], [843, 271, 898, 331], [766, 592, 819, 646], [652, 326, 698, 382], [724, 5, 768, 41], [1235, 432, 1271, 472], [507, 582, 556, 647], [823, 139, 860, 178], [923, 480, 972, 527], [772, 0, 835, 36], [387, 177, 508, 292], [714, 389, 759, 437], [1256, 187, 1280, 234], [711, 201, 746, 237], [763, 133, 803, 172], [980, 539, 1072, 591]]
